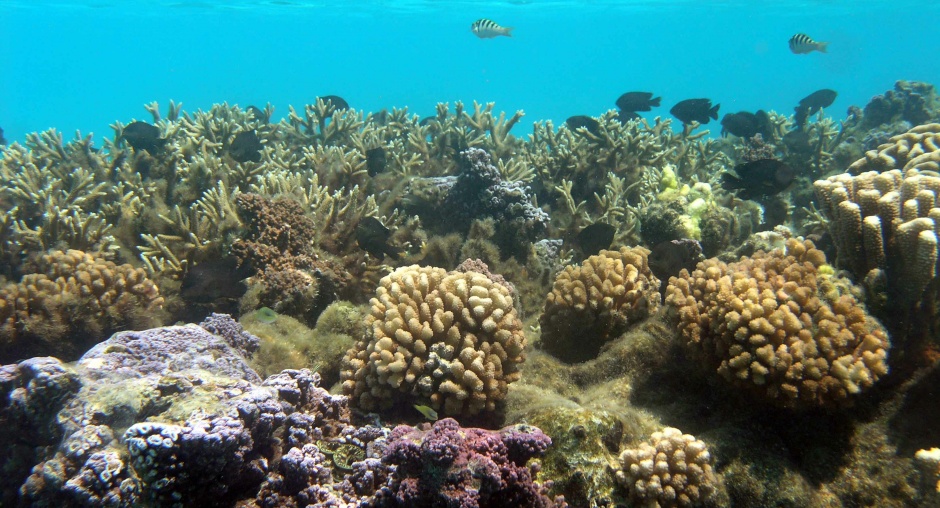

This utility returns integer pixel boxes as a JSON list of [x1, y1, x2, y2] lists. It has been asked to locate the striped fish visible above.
[[789, 33, 828, 54], [471, 18, 513, 39]]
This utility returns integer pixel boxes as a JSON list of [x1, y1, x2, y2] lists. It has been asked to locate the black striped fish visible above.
[[789, 33, 828, 54], [471, 18, 513, 39]]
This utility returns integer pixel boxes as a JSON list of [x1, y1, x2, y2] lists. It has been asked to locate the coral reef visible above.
[[615, 427, 720, 508], [375, 417, 565, 508], [341, 264, 527, 417], [0, 249, 165, 362], [847, 123, 940, 175], [665, 239, 890, 408], [539, 247, 660, 363]]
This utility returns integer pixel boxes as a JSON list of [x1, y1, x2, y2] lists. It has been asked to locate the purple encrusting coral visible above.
[[0, 315, 562, 508], [373, 418, 566, 508]]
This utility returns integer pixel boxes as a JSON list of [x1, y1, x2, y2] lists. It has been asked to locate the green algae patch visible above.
[[527, 406, 625, 507], [241, 308, 355, 386]]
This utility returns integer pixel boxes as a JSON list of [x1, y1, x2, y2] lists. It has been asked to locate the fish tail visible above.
[[816, 41, 829, 53], [502, 26, 514, 37], [650, 96, 662, 107], [710, 104, 720, 121]]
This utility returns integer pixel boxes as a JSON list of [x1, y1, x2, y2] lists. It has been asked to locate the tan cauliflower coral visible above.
[[539, 247, 661, 363], [616, 427, 720, 508], [665, 239, 889, 409], [340, 265, 526, 416]]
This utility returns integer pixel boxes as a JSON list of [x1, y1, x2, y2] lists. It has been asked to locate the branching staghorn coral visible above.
[[0, 132, 143, 272], [525, 113, 730, 247]]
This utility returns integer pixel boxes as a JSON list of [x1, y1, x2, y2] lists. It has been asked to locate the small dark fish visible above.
[[721, 112, 759, 138], [180, 257, 251, 304], [0, 126, 6, 145], [721, 159, 795, 200], [616, 92, 661, 112], [616, 110, 641, 124], [419, 116, 439, 127], [566, 115, 601, 136], [229, 130, 263, 163], [721, 110, 773, 139], [794, 89, 837, 127], [789, 33, 828, 54], [577, 223, 615, 257], [471, 18, 513, 38], [366, 147, 387, 177], [370, 109, 389, 125], [356, 217, 401, 260], [670, 99, 720, 125], [648, 239, 704, 294], [319, 95, 349, 111], [246, 105, 268, 123], [121, 121, 166, 153]]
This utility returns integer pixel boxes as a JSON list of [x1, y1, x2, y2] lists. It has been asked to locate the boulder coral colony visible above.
[[1, 81, 940, 506]]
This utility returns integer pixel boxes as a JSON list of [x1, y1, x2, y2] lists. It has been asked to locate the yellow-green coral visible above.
[[665, 239, 890, 408], [340, 265, 526, 416], [539, 247, 660, 363]]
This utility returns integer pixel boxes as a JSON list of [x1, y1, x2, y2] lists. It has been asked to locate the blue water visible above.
[[1, 0, 938, 142]]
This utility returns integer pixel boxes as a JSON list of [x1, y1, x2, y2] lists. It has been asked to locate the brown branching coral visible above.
[[340, 265, 527, 417], [0, 249, 165, 362], [539, 247, 661, 363], [848, 123, 940, 175], [665, 239, 890, 409], [231, 193, 318, 273]]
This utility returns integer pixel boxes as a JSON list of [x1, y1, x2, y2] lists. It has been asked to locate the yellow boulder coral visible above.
[[340, 265, 526, 417], [665, 239, 889, 408], [539, 247, 660, 363]]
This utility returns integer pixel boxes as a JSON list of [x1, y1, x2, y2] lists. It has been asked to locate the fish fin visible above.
[[502, 27, 514, 37], [650, 96, 661, 108], [710, 104, 720, 120], [816, 41, 829, 53]]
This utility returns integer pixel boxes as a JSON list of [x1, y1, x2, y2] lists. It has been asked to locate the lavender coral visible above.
[[445, 148, 549, 257], [374, 418, 565, 508]]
